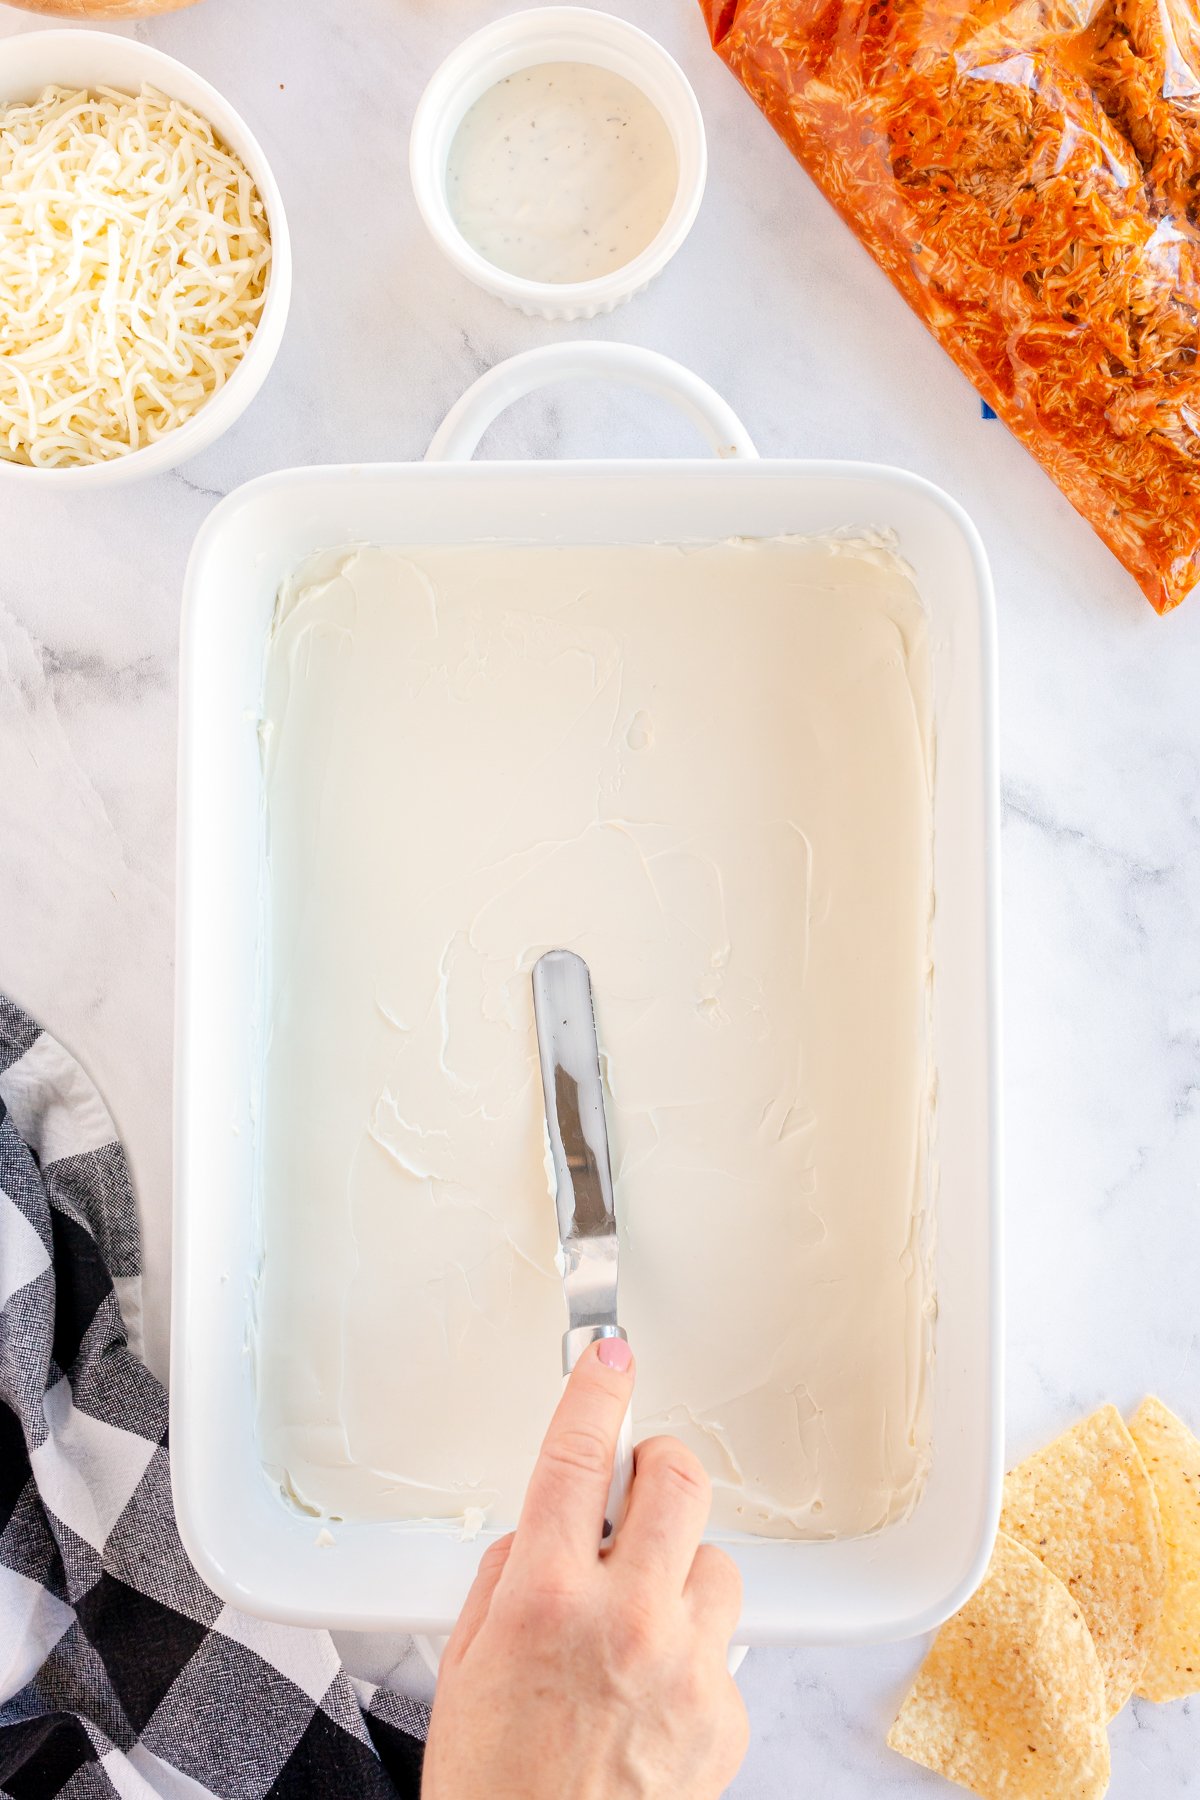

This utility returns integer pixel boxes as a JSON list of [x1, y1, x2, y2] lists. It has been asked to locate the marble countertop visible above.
[[3, 0, 1198, 1791]]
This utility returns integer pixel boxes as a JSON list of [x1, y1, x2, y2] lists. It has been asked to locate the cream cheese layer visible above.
[[256, 537, 935, 1539]]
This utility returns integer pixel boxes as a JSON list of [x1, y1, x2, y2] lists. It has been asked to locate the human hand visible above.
[[421, 1337, 748, 1800]]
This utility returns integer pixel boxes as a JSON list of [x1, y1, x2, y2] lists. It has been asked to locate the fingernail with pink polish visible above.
[[597, 1336, 632, 1372]]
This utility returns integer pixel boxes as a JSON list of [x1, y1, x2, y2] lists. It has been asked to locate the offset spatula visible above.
[[532, 949, 634, 1544]]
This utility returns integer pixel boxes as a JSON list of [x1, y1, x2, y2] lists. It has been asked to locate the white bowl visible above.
[[409, 7, 706, 321], [0, 30, 291, 487]]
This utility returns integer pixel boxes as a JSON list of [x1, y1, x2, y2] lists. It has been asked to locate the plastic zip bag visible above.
[[702, 0, 1200, 611]]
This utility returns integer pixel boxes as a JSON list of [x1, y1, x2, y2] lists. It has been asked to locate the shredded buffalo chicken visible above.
[[703, 0, 1200, 610]]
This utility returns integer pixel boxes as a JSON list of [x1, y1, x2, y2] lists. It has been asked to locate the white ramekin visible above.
[[409, 7, 707, 321], [0, 30, 291, 488]]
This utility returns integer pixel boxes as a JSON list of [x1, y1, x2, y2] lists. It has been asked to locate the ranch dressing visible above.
[[446, 62, 678, 283]]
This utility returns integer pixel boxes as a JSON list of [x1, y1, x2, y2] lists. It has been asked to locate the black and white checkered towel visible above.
[[0, 999, 429, 1799]]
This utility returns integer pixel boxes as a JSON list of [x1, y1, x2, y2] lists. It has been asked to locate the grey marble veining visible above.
[[2, 1, 1198, 1792]]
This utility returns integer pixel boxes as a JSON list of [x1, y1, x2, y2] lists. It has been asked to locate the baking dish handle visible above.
[[424, 342, 759, 463]]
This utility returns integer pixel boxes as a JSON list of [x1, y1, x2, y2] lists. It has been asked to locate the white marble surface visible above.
[[2, 0, 1199, 1791]]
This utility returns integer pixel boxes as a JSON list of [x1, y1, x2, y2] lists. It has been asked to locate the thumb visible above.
[[442, 1532, 515, 1663]]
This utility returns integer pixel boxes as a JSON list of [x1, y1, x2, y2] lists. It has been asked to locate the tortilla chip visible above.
[[888, 1530, 1110, 1799], [1000, 1404, 1165, 1714], [1129, 1396, 1200, 1702]]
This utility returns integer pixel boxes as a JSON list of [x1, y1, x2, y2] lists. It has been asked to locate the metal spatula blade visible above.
[[532, 949, 634, 1541]]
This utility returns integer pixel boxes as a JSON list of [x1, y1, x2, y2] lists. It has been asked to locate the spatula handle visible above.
[[605, 1401, 635, 1549]]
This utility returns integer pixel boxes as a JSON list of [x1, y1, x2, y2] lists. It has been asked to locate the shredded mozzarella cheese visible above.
[[0, 84, 272, 467]]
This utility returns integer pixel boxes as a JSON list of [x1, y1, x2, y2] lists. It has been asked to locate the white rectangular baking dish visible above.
[[173, 343, 1002, 1646]]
